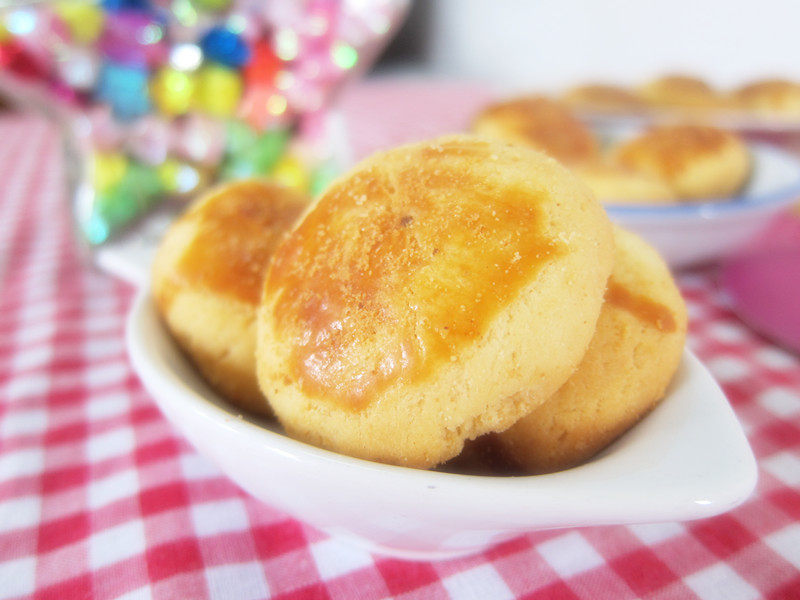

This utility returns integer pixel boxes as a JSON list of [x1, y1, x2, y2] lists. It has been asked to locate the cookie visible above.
[[574, 162, 676, 204], [638, 74, 722, 111], [490, 226, 687, 473], [614, 124, 751, 199], [472, 96, 599, 165], [734, 79, 800, 118], [562, 83, 647, 114], [256, 135, 614, 468], [152, 179, 309, 415]]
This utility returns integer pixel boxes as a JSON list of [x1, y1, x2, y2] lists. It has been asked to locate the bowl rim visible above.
[[604, 142, 800, 219], [127, 290, 758, 525]]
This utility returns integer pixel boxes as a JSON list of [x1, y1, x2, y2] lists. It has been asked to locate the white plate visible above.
[[127, 291, 757, 560], [580, 109, 800, 135], [606, 143, 800, 268]]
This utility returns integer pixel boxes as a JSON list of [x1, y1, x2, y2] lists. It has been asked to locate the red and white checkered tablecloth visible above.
[[1, 80, 800, 600]]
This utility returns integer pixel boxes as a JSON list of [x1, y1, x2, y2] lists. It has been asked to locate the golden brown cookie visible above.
[[638, 74, 722, 111], [152, 179, 309, 415], [574, 162, 677, 204], [472, 96, 600, 165], [491, 226, 687, 474], [613, 124, 751, 199], [562, 83, 647, 114], [256, 135, 614, 468], [733, 79, 800, 118]]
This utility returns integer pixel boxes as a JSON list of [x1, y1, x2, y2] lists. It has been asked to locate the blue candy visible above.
[[200, 26, 250, 68], [96, 62, 151, 121], [101, 0, 152, 10]]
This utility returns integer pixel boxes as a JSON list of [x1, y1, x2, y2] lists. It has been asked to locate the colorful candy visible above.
[[56, 46, 100, 90], [189, 0, 233, 11], [150, 66, 195, 115], [101, 0, 153, 12], [222, 128, 288, 179], [200, 26, 249, 67], [158, 159, 208, 196], [310, 160, 340, 197], [0, 0, 410, 244], [54, 1, 106, 45], [193, 63, 242, 116], [96, 61, 150, 120], [272, 154, 310, 192], [175, 114, 226, 165], [98, 10, 166, 67], [92, 152, 129, 194], [127, 116, 171, 165]]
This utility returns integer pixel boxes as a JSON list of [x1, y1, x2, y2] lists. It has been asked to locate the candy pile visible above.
[[0, 0, 407, 243]]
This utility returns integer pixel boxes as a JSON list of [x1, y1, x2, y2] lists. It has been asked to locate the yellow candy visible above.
[[271, 154, 310, 192], [194, 65, 242, 117], [150, 68, 195, 116], [0, 23, 10, 43], [92, 152, 128, 195], [157, 159, 181, 193], [55, 1, 105, 45]]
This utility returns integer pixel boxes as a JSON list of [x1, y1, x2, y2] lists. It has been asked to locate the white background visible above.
[[424, 0, 800, 92]]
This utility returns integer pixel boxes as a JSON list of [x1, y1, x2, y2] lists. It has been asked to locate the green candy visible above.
[[95, 188, 139, 228], [190, 0, 232, 11], [310, 161, 341, 197], [225, 120, 259, 156], [124, 162, 165, 208], [94, 162, 165, 231], [222, 128, 289, 179]]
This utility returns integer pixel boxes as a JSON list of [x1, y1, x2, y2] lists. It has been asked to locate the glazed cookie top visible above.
[[265, 137, 568, 410], [613, 124, 751, 199], [258, 135, 614, 467], [472, 96, 599, 165], [159, 179, 309, 308], [150, 179, 310, 415], [616, 125, 731, 174]]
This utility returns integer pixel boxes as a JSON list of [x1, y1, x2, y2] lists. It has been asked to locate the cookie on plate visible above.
[[256, 135, 614, 468], [152, 179, 309, 415], [562, 83, 647, 114], [613, 124, 751, 199], [734, 79, 800, 118], [491, 226, 687, 474], [638, 74, 722, 111], [472, 96, 600, 165], [574, 162, 676, 204]]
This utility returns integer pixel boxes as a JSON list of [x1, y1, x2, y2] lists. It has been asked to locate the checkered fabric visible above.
[[1, 81, 800, 600]]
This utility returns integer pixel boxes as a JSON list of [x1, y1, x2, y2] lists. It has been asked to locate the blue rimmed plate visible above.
[[606, 144, 800, 268]]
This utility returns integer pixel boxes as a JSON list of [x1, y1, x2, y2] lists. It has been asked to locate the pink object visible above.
[[721, 210, 800, 353], [173, 113, 226, 165], [83, 104, 125, 150], [126, 115, 171, 165], [98, 11, 168, 67], [337, 79, 495, 159]]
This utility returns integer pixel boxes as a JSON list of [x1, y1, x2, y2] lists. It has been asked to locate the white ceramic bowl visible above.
[[606, 144, 800, 268], [127, 291, 757, 561]]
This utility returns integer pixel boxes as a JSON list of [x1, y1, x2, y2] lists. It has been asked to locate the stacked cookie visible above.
[[151, 179, 309, 416], [563, 74, 800, 120], [473, 97, 752, 203], [152, 135, 686, 473]]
